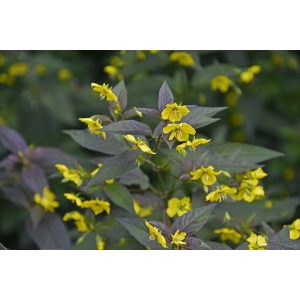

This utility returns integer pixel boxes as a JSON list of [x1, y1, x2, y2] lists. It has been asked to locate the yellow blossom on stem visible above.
[[34, 187, 60, 213], [133, 200, 152, 218], [206, 185, 237, 202], [78, 117, 106, 139], [64, 192, 82, 207], [91, 83, 118, 102], [289, 219, 300, 240], [55, 164, 82, 187], [240, 65, 261, 84], [9, 62, 29, 77], [104, 65, 118, 77], [124, 134, 156, 155], [210, 75, 232, 93], [176, 138, 210, 156], [190, 166, 226, 187], [63, 211, 88, 233], [214, 227, 242, 244], [171, 230, 187, 247], [247, 232, 267, 250], [35, 63, 47, 75], [166, 196, 192, 218], [145, 221, 167, 248], [161, 103, 190, 122], [163, 123, 196, 142], [169, 51, 195, 67], [81, 199, 111, 215], [96, 235, 105, 250], [233, 180, 265, 203]]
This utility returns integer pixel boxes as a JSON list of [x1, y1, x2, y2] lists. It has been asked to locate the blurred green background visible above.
[[0, 50, 299, 249]]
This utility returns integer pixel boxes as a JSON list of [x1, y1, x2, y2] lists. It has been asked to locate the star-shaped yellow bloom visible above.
[[166, 196, 192, 218], [176, 138, 211, 155], [206, 185, 237, 202], [80, 199, 111, 215], [78, 117, 106, 139], [190, 166, 223, 186], [169, 52, 195, 67], [124, 134, 156, 155], [34, 186, 60, 213], [55, 164, 82, 187], [210, 75, 232, 93], [233, 180, 265, 203], [246, 232, 267, 250], [64, 192, 82, 207], [145, 221, 167, 248], [133, 200, 152, 218], [214, 227, 241, 244], [289, 219, 300, 240], [163, 123, 196, 142], [161, 103, 190, 122], [91, 83, 118, 102], [171, 230, 187, 246], [63, 211, 88, 233]]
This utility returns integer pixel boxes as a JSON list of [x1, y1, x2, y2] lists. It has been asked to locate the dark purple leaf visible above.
[[119, 168, 149, 190], [0, 125, 27, 154], [134, 108, 161, 118], [112, 80, 127, 111], [21, 164, 48, 194], [158, 81, 174, 111], [0, 154, 19, 170], [102, 120, 152, 136], [0, 185, 31, 209]]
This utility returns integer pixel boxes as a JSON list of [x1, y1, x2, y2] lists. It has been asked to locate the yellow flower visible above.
[[210, 75, 232, 93], [0, 73, 14, 86], [133, 200, 152, 218], [124, 135, 156, 155], [169, 51, 195, 67], [214, 227, 241, 244], [34, 186, 60, 213], [163, 123, 196, 142], [78, 117, 106, 139], [90, 164, 114, 184], [247, 232, 267, 250], [149, 50, 159, 54], [81, 199, 111, 215], [110, 56, 124, 68], [289, 219, 300, 240], [96, 238, 105, 250], [264, 200, 273, 209], [190, 166, 223, 186], [206, 185, 237, 202], [58, 68, 72, 81], [104, 65, 118, 77], [55, 164, 82, 187], [63, 211, 88, 233], [244, 167, 268, 182], [176, 138, 210, 155], [161, 103, 190, 122], [171, 230, 187, 246], [35, 63, 47, 75], [91, 83, 118, 102], [9, 62, 29, 77], [145, 221, 167, 248], [166, 196, 192, 218], [64, 192, 82, 206], [233, 180, 265, 203], [240, 65, 261, 84], [136, 51, 146, 60]]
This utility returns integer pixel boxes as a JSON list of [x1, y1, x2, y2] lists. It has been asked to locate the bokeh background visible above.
[[1, 50, 299, 249]]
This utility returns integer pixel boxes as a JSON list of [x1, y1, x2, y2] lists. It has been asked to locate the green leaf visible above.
[[104, 183, 134, 213], [119, 168, 150, 190], [158, 81, 174, 111], [64, 130, 129, 155], [268, 227, 300, 250], [117, 217, 165, 249], [83, 150, 138, 189], [172, 204, 216, 235], [192, 143, 284, 173], [102, 120, 152, 136]]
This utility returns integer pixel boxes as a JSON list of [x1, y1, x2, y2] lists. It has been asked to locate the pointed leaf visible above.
[[102, 120, 152, 136], [158, 81, 174, 111], [112, 80, 127, 111], [0, 125, 27, 154], [21, 164, 48, 194]]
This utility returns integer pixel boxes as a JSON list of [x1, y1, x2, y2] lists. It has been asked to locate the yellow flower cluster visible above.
[[240, 65, 261, 84], [166, 196, 192, 218], [206, 185, 236, 202], [210, 75, 232, 93], [34, 186, 60, 213], [289, 219, 300, 240], [233, 167, 267, 202], [171, 230, 187, 247], [124, 135, 156, 155], [63, 211, 88, 232], [176, 138, 210, 156], [9, 62, 29, 77], [169, 51, 195, 67], [247, 232, 267, 250], [79, 116, 106, 139], [104, 56, 124, 81], [163, 122, 195, 142], [161, 103, 190, 122], [55, 164, 83, 186], [214, 227, 241, 244]]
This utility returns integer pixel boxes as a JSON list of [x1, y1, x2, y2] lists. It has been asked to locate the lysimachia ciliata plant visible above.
[[46, 80, 299, 250]]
